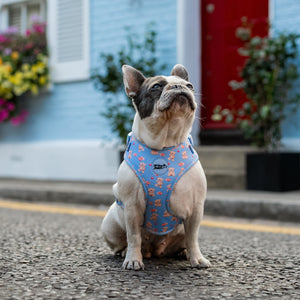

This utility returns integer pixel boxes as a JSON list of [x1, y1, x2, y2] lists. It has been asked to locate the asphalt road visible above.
[[0, 199, 299, 300]]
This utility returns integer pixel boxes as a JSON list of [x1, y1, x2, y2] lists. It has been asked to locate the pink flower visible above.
[[32, 23, 45, 34], [26, 29, 32, 36], [25, 42, 33, 49], [6, 102, 15, 111], [0, 35, 6, 43], [0, 98, 6, 106], [10, 117, 21, 126], [30, 14, 41, 23], [0, 110, 9, 122], [5, 26, 19, 34], [10, 110, 28, 126]]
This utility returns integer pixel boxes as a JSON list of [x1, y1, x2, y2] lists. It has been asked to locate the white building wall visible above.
[[271, 0, 300, 150], [0, 0, 178, 181]]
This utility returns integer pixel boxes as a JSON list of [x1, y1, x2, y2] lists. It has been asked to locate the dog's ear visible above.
[[171, 64, 189, 81], [122, 65, 146, 98]]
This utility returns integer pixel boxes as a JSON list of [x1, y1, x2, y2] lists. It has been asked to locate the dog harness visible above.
[[116, 132, 199, 235]]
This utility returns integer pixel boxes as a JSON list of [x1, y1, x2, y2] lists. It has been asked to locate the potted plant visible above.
[[92, 23, 167, 151], [0, 21, 49, 125], [212, 23, 300, 191]]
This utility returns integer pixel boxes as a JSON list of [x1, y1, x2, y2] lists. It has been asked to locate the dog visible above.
[[101, 64, 211, 270]]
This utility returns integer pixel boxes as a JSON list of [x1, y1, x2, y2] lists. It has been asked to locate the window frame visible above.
[[0, 0, 46, 33]]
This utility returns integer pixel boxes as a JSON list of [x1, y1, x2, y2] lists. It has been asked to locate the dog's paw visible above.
[[122, 259, 144, 271], [190, 256, 211, 268]]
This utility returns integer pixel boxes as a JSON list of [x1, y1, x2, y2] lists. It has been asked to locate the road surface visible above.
[[0, 199, 299, 299]]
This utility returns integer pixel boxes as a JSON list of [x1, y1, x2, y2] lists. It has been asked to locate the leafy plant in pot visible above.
[[212, 23, 300, 191], [92, 23, 167, 163]]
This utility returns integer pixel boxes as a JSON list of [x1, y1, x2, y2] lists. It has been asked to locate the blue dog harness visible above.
[[116, 132, 199, 235]]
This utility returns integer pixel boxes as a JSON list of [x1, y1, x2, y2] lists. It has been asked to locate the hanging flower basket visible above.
[[0, 21, 49, 125]]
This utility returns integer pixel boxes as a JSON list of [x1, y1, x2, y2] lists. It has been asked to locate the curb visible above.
[[0, 182, 299, 223], [0, 188, 114, 207], [205, 197, 300, 223]]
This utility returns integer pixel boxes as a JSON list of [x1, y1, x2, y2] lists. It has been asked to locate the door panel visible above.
[[201, 0, 269, 129]]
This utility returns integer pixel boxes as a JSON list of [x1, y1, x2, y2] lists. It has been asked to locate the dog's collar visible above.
[[126, 132, 195, 152]]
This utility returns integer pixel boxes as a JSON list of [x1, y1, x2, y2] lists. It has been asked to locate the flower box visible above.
[[246, 152, 300, 191]]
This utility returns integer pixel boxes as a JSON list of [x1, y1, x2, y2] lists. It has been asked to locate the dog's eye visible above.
[[152, 83, 161, 89], [187, 84, 194, 90]]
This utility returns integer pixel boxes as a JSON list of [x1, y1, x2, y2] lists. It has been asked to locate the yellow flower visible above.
[[0, 86, 13, 99], [5, 64, 12, 73], [0, 63, 12, 76], [30, 84, 38, 95], [2, 80, 12, 89], [31, 65, 38, 73], [37, 54, 48, 65], [0, 57, 2, 65], [21, 83, 30, 92], [38, 76, 46, 85], [32, 62, 45, 74], [15, 72, 23, 84], [24, 71, 34, 79], [22, 64, 30, 71], [11, 51, 19, 60], [8, 72, 23, 86], [8, 75, 15, 84], [14, 86, 23, 96]]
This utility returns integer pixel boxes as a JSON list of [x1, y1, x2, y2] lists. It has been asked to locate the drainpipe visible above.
[[177, 0, 201, 145]]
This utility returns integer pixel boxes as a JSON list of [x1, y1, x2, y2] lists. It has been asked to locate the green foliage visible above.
[[92, 23, 167, 145], [212, 23, 300, 151]]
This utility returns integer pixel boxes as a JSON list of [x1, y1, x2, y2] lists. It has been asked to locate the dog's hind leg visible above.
[[157, 232, 187, 258], [101, 203, 127, 254]]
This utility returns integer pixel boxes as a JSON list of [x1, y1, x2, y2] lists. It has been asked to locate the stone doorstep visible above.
[[196, 146, 254, 171], [205, 170, 245, 190], [196, 146, 252, 189]]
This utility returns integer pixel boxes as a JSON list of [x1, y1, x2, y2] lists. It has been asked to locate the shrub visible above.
[[212, 23, 300, 151], [92, 23, 167, 144]]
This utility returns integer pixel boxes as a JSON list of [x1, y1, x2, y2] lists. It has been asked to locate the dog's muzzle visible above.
[[172, 92, 196, 110], [159, 89, 196, 112]]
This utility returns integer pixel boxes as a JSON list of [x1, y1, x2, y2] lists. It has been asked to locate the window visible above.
[[8, 5, 21, 29], [2, 0, 46, 33], [0, 0, 90, 83]]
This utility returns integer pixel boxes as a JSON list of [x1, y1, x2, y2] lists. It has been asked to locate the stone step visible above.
[[196, 146, 254, 171], [205, 170, 245, 190], [195, 146, 255, 190]]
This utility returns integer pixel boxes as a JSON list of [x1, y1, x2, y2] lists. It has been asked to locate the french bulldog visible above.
[[101, 64, 211, 270]]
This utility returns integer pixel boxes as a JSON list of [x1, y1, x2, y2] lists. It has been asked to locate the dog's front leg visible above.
[[184, 211, 211, 268], [122, 203, 144, 270]]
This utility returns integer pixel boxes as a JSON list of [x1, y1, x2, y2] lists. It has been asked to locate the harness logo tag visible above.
[[153, 164, 168, 170], [151, 158, 169, 175]]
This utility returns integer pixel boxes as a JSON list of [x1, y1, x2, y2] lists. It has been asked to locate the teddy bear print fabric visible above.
[[117, 132, 199, 235]]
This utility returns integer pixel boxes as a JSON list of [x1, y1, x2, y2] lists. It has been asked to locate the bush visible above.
[[92, 23, 167, 144], [212, 23, 300, 151]]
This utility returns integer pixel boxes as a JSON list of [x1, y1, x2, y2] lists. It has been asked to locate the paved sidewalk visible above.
[[0, 178, 299, 222]]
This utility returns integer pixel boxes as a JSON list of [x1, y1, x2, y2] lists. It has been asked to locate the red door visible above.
[[201, 0, 269, 130]]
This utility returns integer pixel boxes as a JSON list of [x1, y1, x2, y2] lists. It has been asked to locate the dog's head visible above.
[[122, 64, 197, 149]]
